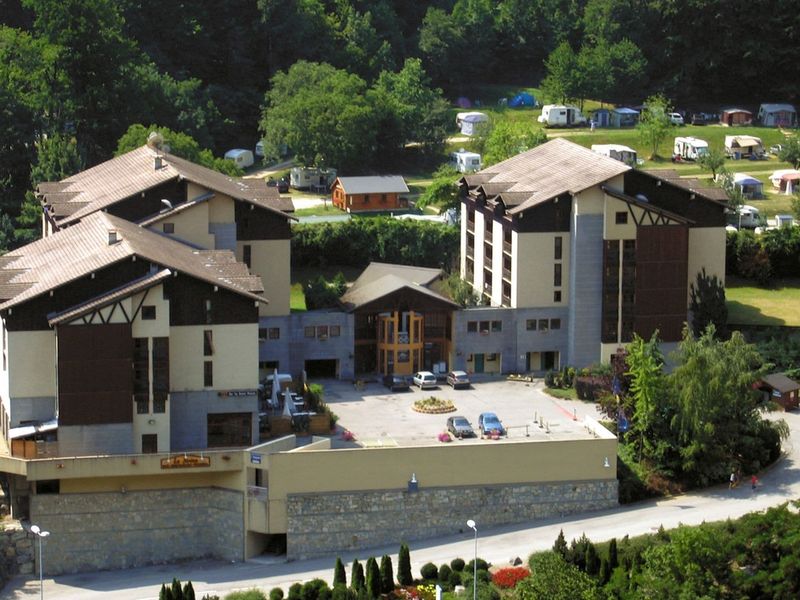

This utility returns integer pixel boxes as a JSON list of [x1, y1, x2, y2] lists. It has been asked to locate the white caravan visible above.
[[537, 104, 587, 127]]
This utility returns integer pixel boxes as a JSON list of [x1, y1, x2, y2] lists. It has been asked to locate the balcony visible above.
[[503, 240, 512, 254], [502, 267, 512, 281], [484, 255, 493, 270], [466, 246, 474, 259]]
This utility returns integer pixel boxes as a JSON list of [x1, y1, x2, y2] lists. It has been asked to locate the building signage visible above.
[[218, 390, 258, 397], [250, 453, 262, 464]]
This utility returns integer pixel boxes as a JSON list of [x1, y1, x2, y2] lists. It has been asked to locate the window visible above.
[[551, 319, 561, 330], [204, 361, 213, 387], [467, 321, 478, 333], [141, 305, 156, 320], [243, 244, 252, 268], [204, 299, 212, 324], [259, 328, 267, 341], [269, 327, 280, 340], [304, 326, 315, 338], [554, 236, 562, 260], [486, 354, 497, 361], [554, 290, 562, 302], [491, 320, 502, 332], [204, 330, 214, 356], [554, 263, 562, 287], [153, 393, 166, 413], [615, 211, 628, 225], [330, 325, 341, 337], [526, 319, 537, 331], [381, 194, 387, 203], [364, 194, 370, 203], [317, 325, 329, 338], [133, 338, 149, 414], [480, 321, 490, 334], [163, 223, 174, 234], [142, 434, 158, 454], [152, 337, 169, 413], [538, 319, 549, 332]]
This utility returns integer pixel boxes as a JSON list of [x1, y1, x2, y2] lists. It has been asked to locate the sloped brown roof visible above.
[[761, 373, 800, 394], [467, 138, 631, 215], [641, 169, 729, 202], [340, 262, 455, 312], [38, 145, 293, 225], [350, 262, 442, 291], [0, 212, 266, 310]]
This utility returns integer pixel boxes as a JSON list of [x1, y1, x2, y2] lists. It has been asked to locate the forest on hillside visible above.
[[1, 0, 798, 249]]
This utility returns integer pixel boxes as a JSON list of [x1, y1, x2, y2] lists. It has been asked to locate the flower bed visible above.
[[412, 396, 456, 414], [492, 566, 530, 588]]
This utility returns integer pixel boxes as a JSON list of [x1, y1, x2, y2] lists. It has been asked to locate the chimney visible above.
[[108, 230, 120, 245], [154, 156, 163, 170]]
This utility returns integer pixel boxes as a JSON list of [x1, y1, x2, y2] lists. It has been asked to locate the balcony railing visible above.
[[502, 267, 511, 281], [466, 246, 474, 259], [503, 240, 512, 254], [484, 255, 493, 270]]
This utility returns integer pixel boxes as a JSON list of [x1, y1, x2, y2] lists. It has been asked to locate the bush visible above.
[[574, 376, 608, 401], [544, 370, 556, 387], [224, 592, 267, 600], [491, 567, 530, 589], [437, 564, 452, 586], [448, 570, 462, 588], [288, 583, 303, 600], [379, 555, 394, 593], [450, 558, 465, 572], [420, 562, 438, 580], [397, 543, 413, 586], [301, 579, 330, 600], [465, 558, 490, 573], [270, 589, 284, 600]]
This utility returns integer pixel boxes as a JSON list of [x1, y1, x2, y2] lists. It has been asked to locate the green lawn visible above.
[[290, 282, 307, 311], [544, 386, 578, 400], [727, 277, 800, 326]]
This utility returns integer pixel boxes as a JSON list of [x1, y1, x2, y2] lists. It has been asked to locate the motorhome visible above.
[[449, 149, 482, 173], [673, 137, 709, 161], [290, 166, 337, 191], [591, 144, 637, 166], [537, 104, 587, 127], [224, 148, 254, 169]]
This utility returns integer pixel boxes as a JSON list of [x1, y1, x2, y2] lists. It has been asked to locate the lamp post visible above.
[[30, 525, 50, 600], [466, 519, 477, 600]]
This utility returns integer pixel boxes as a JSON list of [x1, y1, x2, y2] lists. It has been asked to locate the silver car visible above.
[[446, 370, 470, 389], [447, 416, 475, 438], [412, 371, 437, 389]]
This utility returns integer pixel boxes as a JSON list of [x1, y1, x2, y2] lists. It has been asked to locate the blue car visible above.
[[478, 412, 505, 436]]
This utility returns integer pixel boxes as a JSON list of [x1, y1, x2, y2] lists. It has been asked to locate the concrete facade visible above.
[[567, 213, 604, 368], [30, 487, 244, 575], [170, 390, 258, 451], [286, 479, 618, 559]]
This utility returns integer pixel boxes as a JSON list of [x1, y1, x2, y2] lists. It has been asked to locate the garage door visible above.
[[305, 359, 338, 378]]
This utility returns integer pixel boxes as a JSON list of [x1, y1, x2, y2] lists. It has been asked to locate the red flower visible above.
[[491, 566, 530, 588]]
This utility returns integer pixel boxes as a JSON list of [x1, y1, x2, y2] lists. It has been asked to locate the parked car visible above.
[[669, 112, 685, 126], [478, 412, 505, 436], [446, 370, 470, 389], [412, 371, 437, 389], [383, 374, 410, 392], [267, 177, 289, 193], [447, 415, 475, 438]]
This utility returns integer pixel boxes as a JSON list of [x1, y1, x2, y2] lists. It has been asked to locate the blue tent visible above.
[[508, 92, 535, 108]]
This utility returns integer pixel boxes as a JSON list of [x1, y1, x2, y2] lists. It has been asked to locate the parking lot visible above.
[[316, 376, 603, 447]]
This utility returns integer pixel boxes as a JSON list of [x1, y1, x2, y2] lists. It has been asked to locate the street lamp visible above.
[[466, 519, 477, 600], [30, 525, 50, 600]]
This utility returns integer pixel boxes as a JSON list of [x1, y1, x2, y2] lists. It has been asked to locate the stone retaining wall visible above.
[[0, 522, 34, 586], [30, 487, 243, 575], [287, 479, 617, 559]]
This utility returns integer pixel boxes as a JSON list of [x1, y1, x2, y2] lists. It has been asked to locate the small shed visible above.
[[758, 373, 800, 410], [609, 107, 639, 128], [591, 108, 611, 127], [720, 108, 753, 126], [758, 103, 797, 127], [456, 112, 488, 135], [732, 173, 763, 199], [331, 175, 409, 213]]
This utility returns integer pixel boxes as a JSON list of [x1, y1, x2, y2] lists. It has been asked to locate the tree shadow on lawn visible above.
[[727, 300, 786, 327]]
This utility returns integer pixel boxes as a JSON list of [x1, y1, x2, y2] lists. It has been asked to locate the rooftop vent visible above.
[[108, 230, 120, 245], [154, 156, 163, 170]]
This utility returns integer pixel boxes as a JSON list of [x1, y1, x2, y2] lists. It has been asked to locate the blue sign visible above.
[[250, 453, 262, 464], [618, 415, 629, 433]]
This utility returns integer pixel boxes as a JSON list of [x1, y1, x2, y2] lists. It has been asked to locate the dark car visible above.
[[267, 177, 290, 193], [383, 374, 410, 392], [447, 415, 475, 438], [478, 412, 505, 436]]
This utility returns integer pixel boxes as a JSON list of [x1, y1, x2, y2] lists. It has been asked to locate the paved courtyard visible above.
[[318, 376, 602, 447]]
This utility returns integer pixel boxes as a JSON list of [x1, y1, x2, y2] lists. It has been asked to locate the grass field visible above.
[[726, 277, 800, 326]]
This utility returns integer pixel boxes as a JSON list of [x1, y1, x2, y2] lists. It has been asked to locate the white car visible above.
[[412, 371, 437, 389], [669, 112, 685, 126]]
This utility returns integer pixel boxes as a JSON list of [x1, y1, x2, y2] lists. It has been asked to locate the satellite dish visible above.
[[147, 132, 164, 149]]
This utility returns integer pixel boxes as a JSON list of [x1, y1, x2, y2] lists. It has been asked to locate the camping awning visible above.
[[735, 137, 762, 147], [781, 173, 800, 182]]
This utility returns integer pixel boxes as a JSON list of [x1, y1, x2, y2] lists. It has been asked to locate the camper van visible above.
[[725, 135, 765, 159], [290, 166, 337, 191], [450, 150, 482, 173], [735, 205, 760, 228], [591, 144, 637, 166], [673, 137, 709, 161], [537, 105, 587, 127], [224, 149, 254, 169]]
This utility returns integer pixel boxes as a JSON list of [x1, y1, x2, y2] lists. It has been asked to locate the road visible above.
[[3, 409, 798, 600]]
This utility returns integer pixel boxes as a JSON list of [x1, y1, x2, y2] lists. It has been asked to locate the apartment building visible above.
[[460, 138, 728, 369]]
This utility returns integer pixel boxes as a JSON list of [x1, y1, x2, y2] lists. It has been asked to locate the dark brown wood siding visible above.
[[57, 323, 133, 426], [164, 275, 259, 326], [235, 201, 291, 241], [634, 225, 689, 342], [624, 170, 727, 227], [4, 259, 150, 331], [107, 179, 186, 223], [512, 195, 572, 233]]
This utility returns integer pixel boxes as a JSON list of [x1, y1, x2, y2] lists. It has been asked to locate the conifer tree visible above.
[[366, 557, 381, 599], [334, 557, 347, 587], [351, 559, 365, 591], [379, 555, 394, 593], [397, 543, 412, 585]]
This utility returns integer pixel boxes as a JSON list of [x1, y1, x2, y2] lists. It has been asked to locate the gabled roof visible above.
[[466, 138, 630, 214], [761, 373, 800, 394], [642, 170, 730, 202], [335, 176, 409, 195], [0, 212, 266, 311], [38, 145, 294, 226], [340, 262, 456, 312]]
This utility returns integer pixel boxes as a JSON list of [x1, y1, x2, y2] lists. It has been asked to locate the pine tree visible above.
[[598, 558, 610, 584], [159, 583, 172, 600], [553, 529, 568, 558], [366, 557, 381, 599], [351, 559, 365, 591], [171, 578, 184, 600], [608, 538, 619, 570], [183, 581, 196, 600], [585, 542, 600, 576], [397, 543, 412, 586], [379, 555, 394, 593], [334, 557, 347, 587]]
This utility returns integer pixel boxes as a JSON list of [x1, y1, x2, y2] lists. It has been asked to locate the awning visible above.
[[9, 418, 58, 440]]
